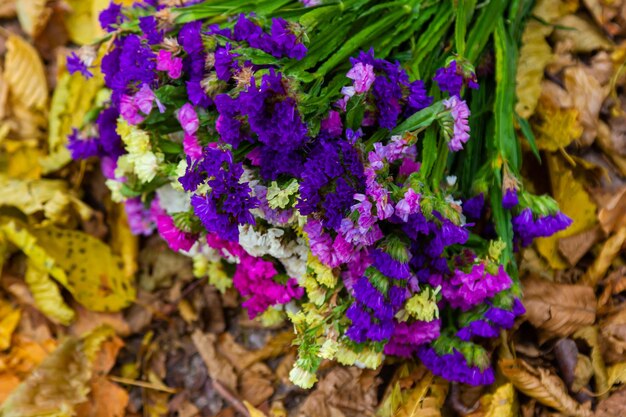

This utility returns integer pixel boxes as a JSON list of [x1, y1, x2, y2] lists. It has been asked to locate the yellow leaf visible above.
[[573, 327, 609, 400], [394, 371, 435, 417], [0, 301, 21, 351], [535, 154, 597, 269], [533, 98, 583, 151], [108, 203, 138, 279], [3, 35, 47, 111], [31, 225, 136, 312], [581, 227, 626, 287], [64, 0, 98, 45], [16, 0, 51, 37], [24, 262, 76, 326], [244, 401, 269, 417], [4, 145, 43, 180], [0, 1, 16, 18], [607, 362, 626, 387], [482, 383, 518, 417], [0, 175, 92, 223], [515, 20, 553, 118]]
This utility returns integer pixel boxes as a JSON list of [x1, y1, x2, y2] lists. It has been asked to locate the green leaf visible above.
[[392, 101, 442, 134], [465, 0, 507, 63], [515, 113, 541, 162]]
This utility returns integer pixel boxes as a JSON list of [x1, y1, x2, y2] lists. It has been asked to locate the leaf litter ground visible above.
[[1, 0, 626, 416]]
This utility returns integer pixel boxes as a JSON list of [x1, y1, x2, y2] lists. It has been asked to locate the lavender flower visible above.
[[442, 96, 471, 152], [66, 52, 93, 79]]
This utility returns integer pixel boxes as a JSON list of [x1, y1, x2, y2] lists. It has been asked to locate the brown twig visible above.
[[211, 379, 250, 417]]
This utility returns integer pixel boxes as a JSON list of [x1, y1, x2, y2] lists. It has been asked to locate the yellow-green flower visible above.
[[405, 286, 440, 322], [266, 180, 299, 209]]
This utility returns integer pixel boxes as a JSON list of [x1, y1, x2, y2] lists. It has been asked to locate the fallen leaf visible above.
[[190, 330, 238, 392], [0, 300, 20, 351], [240, 364, 274, 407], [607, 362, 626, 388], [573, 327, 609, 399], [597, 186, 626, 234], [471, 382, 518, 417], [24, 261, 76, 325], [553, 15, 613, 53], [581, 227, 626, 287], [522, 275, 596, 337], [563, 65, 608, 146], [0, 0, 15, 18], [572, 355, 593, 395], [594, 387, 626, 417], [515, 19, 553, 119], [244, 401, 268, 417], [16, 0, 51, 38], [557, 226, 604, 266], [3, 35, 47, 111], [554, 339, 579, 391], [601, 309, 626, 364], [75, 376, 129, 417], [0, 373, 20, 404], [536, 154, 597, 269], [499, 358, 592, 417], [0, 326, 116, 417]]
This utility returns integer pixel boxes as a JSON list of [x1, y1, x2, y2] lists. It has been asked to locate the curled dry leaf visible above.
[[557, 226, 604, 267], [3, 35, 47, 111], [607, 362, 626, 388], [573, 327, 609, 399], [499, 359, 592, 417], [600, 309, 626, 364], [468, 382, 518, 417], [596, 186, 626, 234], [0, 0, 16, 18], [581, 227, 626, 287], [553, 14, 613, 53], [522, 275, 596, 337]]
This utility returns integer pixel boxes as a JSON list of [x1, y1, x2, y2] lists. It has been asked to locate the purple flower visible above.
[[417, 346, 495, 386], [442, 96, 471, 152], [139, 16, 163, 44], [99, 1, 124, 32], [214, 44, 239, 81], [346, 62, 375, 93], [124, 197, 154, 236], [66, 52, 93, 79], [457, 320, 500, 341], [67, 128, 100, 159], [433, 61, 464, 97], [513, 208, 572, 247], [134, 84, 158, 115], [463, 194, 484, 219], [385, 320, 441, 356], [321, 110, 343, 138], [395, 188, 420, 222], [502, 188, 519, 209], [371, 249, 411, 280], [406, 79, 433, 114]]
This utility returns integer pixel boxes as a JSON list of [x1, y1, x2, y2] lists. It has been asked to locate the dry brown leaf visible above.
[[563, 65, 608, 146], [594, 387, 626, 417], [596, 121, 626, 177], [581, 227, 626, 287], [596, 186, 626, 234], [558, 226, 604, 266], [499, 359, 592, 417], [16, 0, 51, 38], [240, 363, 274, 407], [553, 15, 613, 53], [522, 275, 596, 337], [296, 367, 380, 417], [0, 0, 16, 18], [74, 376, 129, 417], [573, 327, 609, 399], [190, 330, 237, 393], [600, 309, 626, 364], [0, 373, 20, 404], [3, 35, 48, 111]]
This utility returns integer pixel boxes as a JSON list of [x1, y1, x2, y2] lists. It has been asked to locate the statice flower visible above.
[[442, 264, 512, 311], [67, 128, 100, 159], [463, 193, 484, 219], [384, 319, 441, 357], [124, 197, 154, 236], [417, 346, 495, 386], [502, 188, 519, 209], [156, 50, 183, 79], [433, 60, 478, 97], [66, 52, 93, 79], [177, 103, 199, 135], [442, 96, 471, 151], [395, 188, 421, 222], [512, 208, 572, 247], [139, 16, 163, 45], [346, 62, 375, 93], [99, 1, 124, 32]]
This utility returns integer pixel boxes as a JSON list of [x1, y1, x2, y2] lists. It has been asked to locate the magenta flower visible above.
[[183, 132, 203, 160], [120, 95, 145, 125], [134, 84, 155, 115], [346, 62, 375, 93], [443, 96, 471, 152], [156, 50, 183, 79], [177, 103, 199, 135], [154, 210, 197, 252]]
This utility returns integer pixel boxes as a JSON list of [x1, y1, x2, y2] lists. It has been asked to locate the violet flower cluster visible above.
[[66, 1, 570, 389]]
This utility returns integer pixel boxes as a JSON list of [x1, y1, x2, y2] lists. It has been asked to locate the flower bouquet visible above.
[[67, 0, 570, 388]]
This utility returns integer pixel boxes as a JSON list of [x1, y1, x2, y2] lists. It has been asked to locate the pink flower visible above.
[[154, 210, 197, 252], [395, 188, 420, 222], [443, 96, 471, 152], [177, 103, 199, 135], [321, 110, 343, 137], [134, 84, 155, 114], [399, 158, 421, 177], [120, 95, 145, 125], [156, 50, 183, 79], [346, 62, 375, 93], [183, 132, 203, 160], [351, 194, 376, 230]]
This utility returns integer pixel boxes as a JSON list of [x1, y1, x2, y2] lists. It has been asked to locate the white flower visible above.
[[156, 184, 191, 213], [132, 151, 161, 183]]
